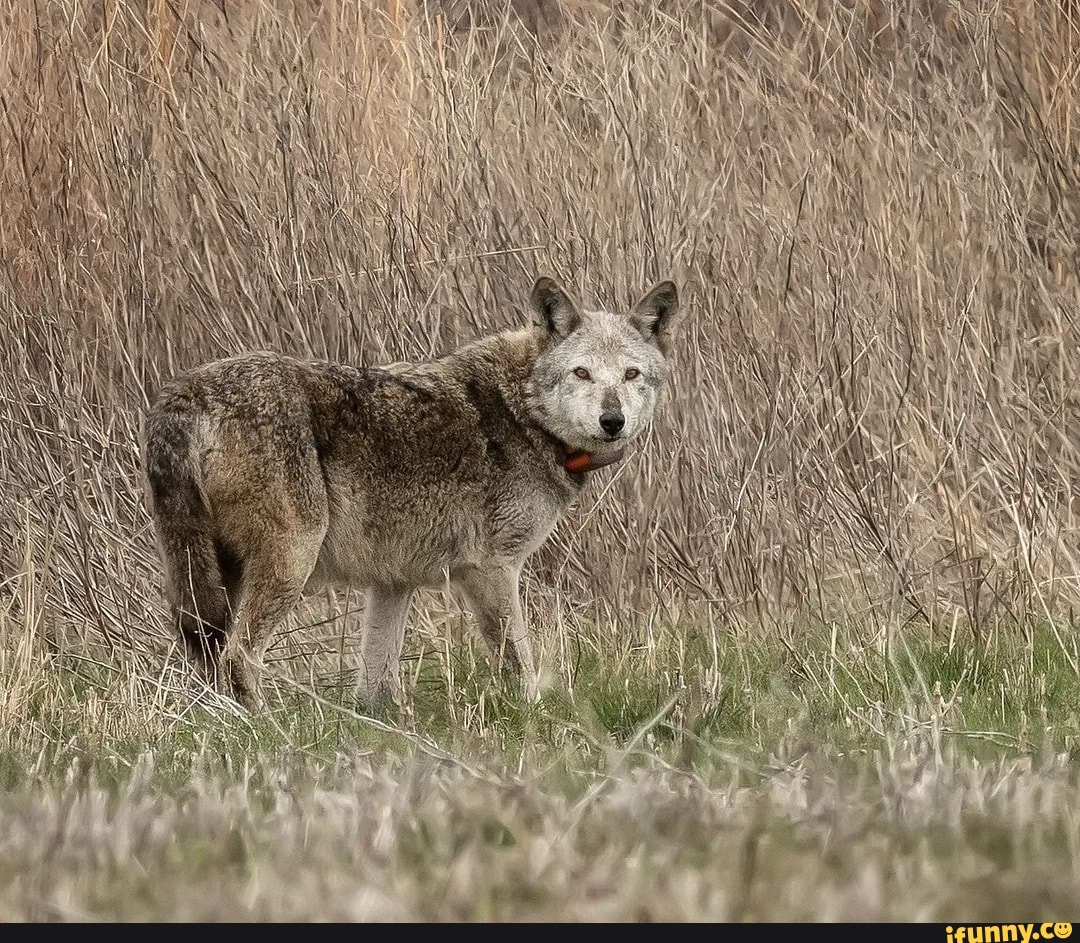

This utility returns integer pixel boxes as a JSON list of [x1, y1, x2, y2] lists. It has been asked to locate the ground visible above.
[[2, 625, 1078, 920]]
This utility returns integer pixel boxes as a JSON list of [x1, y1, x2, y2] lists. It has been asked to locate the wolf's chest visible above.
[[484, 468, 577, 559]]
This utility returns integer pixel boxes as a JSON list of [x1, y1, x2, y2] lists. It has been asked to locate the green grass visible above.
[[2, 625, 1078, 920]]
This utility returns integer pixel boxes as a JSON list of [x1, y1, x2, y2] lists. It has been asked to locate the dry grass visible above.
[[1, 0, 1080, 921]]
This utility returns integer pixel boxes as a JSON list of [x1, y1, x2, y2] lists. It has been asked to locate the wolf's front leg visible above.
[[457, 564, 539, 701], [355, 587, 414, 707]]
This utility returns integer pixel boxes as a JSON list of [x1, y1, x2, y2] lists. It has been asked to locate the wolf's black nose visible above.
[[599, 412, 625, 436]]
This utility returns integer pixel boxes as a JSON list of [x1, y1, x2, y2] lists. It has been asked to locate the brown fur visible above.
[[142, 278, 681, 708]]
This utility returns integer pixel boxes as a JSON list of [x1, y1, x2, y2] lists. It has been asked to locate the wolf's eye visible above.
[[624, 368, 641, 381], [573, 367, 591, 380]]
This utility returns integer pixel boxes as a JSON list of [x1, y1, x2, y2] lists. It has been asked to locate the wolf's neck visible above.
[[445, 328, 550, 437], [444, 330, 590, 483]]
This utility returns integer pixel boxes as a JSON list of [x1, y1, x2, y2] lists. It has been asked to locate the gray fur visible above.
[[142, 276, 684, 708]]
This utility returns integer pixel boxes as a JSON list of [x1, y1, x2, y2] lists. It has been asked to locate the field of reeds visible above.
[[1, 0, 1079, 921]]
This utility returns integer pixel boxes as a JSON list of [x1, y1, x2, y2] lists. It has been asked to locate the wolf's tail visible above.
[[142, 401, 232, 667]]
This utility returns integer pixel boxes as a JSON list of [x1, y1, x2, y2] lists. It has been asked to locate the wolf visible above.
[[142, 276, 683, 708]]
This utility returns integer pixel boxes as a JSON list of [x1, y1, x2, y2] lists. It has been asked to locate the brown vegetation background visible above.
[[2, 1, 1080, 670]]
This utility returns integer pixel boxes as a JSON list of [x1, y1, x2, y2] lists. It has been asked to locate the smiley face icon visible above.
[[1054, 926, 1072, 939]]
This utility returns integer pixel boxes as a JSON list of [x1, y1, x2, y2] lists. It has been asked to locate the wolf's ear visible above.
[[530, 277, 582, 341], [630, 280, 681, 354]]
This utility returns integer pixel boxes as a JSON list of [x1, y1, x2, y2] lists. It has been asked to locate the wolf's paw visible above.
[[523, 671, 542, 704], [354, 674, 402, 718], [221, 648, 264, 711]]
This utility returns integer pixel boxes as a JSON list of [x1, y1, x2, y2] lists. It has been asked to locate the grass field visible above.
[[3, 629, 1079, 919], [3, 0, 1080, 922]]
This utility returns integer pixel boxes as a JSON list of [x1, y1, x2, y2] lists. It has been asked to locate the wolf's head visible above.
[[528, 276, 684, 457]]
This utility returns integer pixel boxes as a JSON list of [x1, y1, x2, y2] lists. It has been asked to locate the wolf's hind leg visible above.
[[457, 565, 538, 700], [355, 588, 415, 707], [221, 536, 321, 709]]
